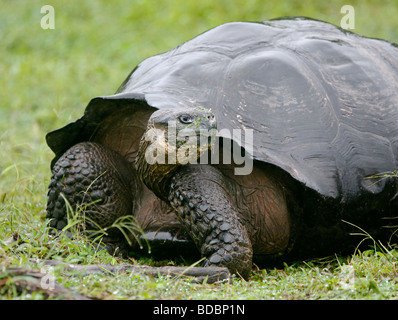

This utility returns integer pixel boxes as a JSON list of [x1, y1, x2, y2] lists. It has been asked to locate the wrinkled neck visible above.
[[135, 136, 180, 201]]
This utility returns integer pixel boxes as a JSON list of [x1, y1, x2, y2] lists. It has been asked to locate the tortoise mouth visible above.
[[137, 123, 217, 168], [140, 107, 217, 167], [135, 109, 217, 200]]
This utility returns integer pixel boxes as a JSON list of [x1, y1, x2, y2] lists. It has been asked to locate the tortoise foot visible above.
[[46, 142, 136, 243], [168, 164, 253, 279]]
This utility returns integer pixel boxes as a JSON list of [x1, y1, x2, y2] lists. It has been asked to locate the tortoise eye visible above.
[[179, 115, 193, 124]]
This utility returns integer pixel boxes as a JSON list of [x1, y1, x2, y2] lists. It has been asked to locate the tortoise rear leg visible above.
[[46, 142, 137, 252]]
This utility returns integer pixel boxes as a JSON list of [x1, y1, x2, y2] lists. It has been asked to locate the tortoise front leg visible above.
[[46, 142, 136, 249], [168, 164, 253, 279]]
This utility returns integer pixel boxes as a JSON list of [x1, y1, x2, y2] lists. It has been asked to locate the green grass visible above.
[[1, 0, 398, 300]]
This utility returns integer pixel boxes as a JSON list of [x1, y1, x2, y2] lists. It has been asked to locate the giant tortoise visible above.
[[46, 18, 398, 278]]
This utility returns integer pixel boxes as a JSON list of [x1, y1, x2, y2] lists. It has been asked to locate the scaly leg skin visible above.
[[46, 142, 136, 252], [168, 164, 253, 279]]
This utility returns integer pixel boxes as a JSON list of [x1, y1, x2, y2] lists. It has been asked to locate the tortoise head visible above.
[[135, 106, 217, 200]]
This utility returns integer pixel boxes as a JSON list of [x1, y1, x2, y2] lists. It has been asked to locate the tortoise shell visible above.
[[47, 17, 398, 209]]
